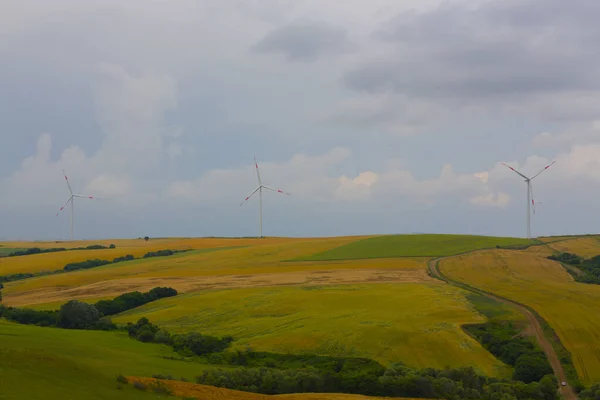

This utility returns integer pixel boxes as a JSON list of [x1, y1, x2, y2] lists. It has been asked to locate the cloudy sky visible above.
[[2, 0, 600, 240]]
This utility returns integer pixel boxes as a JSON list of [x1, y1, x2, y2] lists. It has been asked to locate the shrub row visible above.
[[95, 287, 177, 316], [126, 317, 232, 356], [195, 364, 560, 400], [3, 244, 116, 258], [0, 249, 184, 283], [0, 287, 177, 329]]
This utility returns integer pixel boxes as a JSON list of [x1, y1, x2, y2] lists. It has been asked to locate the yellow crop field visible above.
[[114, 283, 510, 377], [127, 377, 429, 400], [0, 237, 300, 275], [3, 237, 428, 307], [441, 249, 600, 384], [546, 237, 600, 258]]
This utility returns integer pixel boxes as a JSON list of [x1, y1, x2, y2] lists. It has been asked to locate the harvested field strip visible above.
[[7, 267, 433, 308], [114, 283, 511, 376], [127, 377, 427, 400], [441, 249, 600, 385], [294, 234, 534, 261]]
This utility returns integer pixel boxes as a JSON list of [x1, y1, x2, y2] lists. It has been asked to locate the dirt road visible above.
[[428, 258, 577, 400]]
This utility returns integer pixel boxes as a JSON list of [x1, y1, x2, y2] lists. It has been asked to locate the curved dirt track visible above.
[[428, 257, 577, 400]]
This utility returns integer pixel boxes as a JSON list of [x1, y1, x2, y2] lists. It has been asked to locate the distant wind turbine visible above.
[[56, 169, 98, 241], [240, 157, 290, 238], [502, 161, 555, 239]]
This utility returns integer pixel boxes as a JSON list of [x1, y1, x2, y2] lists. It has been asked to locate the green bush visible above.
[[116, 374, 128, 384], [57, 300, 101, 329]]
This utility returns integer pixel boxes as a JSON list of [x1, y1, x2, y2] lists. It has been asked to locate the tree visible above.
[[144, 236, 149, 242], [58, 300, 101, 329], [513, 354, 553, 383]]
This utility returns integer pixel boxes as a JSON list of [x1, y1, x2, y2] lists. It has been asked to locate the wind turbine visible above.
[[502, 161, 555, 239], [240, 157, 290, 238], [56, 169, 97, 241]]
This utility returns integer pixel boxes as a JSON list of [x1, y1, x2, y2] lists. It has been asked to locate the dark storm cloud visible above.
[[252, 21, 354, 62], [343, 0, 600, 100]]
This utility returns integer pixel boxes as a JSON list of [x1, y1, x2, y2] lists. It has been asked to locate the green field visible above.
[[294, 234, 535, 261], [0, 320, 223, 400], [113, 283, 511, 377]]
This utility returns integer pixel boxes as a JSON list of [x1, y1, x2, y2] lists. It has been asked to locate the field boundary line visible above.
[[427, 254, 578, 400]]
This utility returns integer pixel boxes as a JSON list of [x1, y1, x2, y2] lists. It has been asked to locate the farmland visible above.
[[4, 233, 600, 399], [113, 283, 510, 376], [295, 234, 535, 261], [441, 248, 600, 385]]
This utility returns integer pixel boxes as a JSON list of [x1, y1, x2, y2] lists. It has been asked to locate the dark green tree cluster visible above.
[[579, 383, 600, 399], [548, 252, 600, 284], [112, 254, 135, 263], [126, 317, 232, 355], [465, 321, 552, 383], [95, 287, 177, 316], [74, 244, 110, 250], [143, 249, 175, 258], [63, 259, 111, 272], [0, 272, 35, 283], [195, 363, 560, 400]]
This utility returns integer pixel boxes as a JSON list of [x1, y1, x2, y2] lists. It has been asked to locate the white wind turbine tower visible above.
[[56, 169, 98, 241], [502, 161, 556, 239], [240, 157, 290, 238]]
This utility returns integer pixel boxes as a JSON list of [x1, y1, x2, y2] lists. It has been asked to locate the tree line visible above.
[[0, 249, 187, 283], [1, 244, 116, 258], [195, 363, 561, 400], [548, 252, 600, 284], [0, 287, 177, 328]]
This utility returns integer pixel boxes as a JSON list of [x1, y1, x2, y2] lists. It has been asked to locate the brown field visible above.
[[127, 377, 435, 400], [441, 249, 600, 384], [6, 267, 434, 308]]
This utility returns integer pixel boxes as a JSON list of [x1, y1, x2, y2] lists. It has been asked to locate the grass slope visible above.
[[114, 283, 511, 377], [294, 234, 534, 261], [0, 320, 230, 400], [441, 249, 600, 385]]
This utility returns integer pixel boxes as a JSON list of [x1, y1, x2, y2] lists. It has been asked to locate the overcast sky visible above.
[[2, 0, 600, 240]]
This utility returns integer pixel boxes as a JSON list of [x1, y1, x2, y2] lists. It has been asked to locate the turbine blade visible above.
[[530, 160, 556, 180], [501, 163, 529, 180], [240, 186, 260, 206], [74, 194, 99, 200], [254, 156, 262, 185], [62, 169, 74, 195], [56, 196, 73, 216], [262, 185, 291, 196], [529, 182, 536, 215]]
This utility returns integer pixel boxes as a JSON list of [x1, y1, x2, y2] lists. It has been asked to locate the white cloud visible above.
[[0, 66, 178, 208], [470, 192, 510, 208]]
